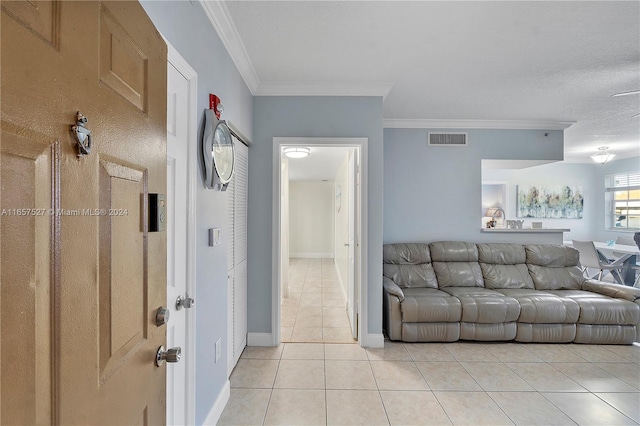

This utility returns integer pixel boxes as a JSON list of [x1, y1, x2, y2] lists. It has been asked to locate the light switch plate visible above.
[[208, 228, 222, 246]]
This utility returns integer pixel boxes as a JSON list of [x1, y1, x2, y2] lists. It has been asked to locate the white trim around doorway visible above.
[[271, 137, 370, 347], [166, 39, 198, 426]]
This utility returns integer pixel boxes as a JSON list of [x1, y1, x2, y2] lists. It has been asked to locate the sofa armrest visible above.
[[383, 277, 405, 302], [581, 279, 640, 302], [383, 277, 404, 340]]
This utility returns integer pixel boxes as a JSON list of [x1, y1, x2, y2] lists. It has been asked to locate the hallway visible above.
[[281, 258, 355, 343]]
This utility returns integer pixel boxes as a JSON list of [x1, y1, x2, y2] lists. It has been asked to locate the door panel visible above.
[[99, 4, 149, 113], [0, 129, 57, 425], [1, 0, 60, 47], [98, 160, 147, 380], [1, 1, 167, 424]]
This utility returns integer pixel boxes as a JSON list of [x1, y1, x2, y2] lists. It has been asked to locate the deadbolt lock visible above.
[[155, 307, 170, 326]]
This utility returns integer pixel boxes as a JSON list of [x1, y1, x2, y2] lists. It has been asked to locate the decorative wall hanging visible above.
[[202, 94, 235, 190], [516, 185, 584, 219]]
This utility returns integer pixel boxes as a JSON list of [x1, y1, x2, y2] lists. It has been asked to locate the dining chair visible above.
[[572, 240, 625, 282], [613, 235, 636, 258], [632, 232, 640, 287]]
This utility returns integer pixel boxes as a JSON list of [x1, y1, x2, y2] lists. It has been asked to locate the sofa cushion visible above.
[[525, 244, 584, 290], [384, 243, 431, 264], [545, 290, 640, 325], [480, 264, 534, 289], [433, 262, 484, 288], [496, 289, 580, 323], [478, 243, 527, 264], [478, 243, 535, 289], [430, 241, 479, 262], [440, 287, 520, 323], [430, 241, 484, 288], [383, 243, 438, 288], [400, 288, 462, 322], [525, 244, 580, 267]]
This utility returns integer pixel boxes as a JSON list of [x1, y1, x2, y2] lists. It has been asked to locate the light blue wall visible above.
[[140, 2, 253, 424], [250, 96, 384, 337], [593, 156, 640, 242], [383, 128, 564, 244], [484, 162, 598, 241]]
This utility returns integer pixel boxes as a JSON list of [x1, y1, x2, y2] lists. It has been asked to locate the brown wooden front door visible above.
[[1, 1, 167, 424]]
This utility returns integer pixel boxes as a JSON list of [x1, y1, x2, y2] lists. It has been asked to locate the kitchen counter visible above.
[[481, 228, 570, 233]]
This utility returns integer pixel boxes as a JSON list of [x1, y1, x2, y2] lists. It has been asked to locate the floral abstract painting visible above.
[[516, 185, 584, 219]]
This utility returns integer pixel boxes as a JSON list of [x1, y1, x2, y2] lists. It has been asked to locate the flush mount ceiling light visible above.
[[283, 147, 310, 159], [590, 146, 615, 164]]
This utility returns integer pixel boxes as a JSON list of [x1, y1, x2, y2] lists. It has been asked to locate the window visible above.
[[605, 172, 640, 230]]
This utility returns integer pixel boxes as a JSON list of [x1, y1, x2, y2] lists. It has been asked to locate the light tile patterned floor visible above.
[[219, 341, 640, 425], [223, 258, 640, 424], [281, 258, 354, 343]]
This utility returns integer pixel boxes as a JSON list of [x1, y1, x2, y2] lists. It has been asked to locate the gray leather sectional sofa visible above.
[[383, 242, 640, 344]]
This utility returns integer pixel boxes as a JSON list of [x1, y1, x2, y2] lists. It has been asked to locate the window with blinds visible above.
[[605, 172, 640, 230]]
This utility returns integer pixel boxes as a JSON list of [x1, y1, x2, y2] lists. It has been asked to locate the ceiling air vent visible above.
[[428, 132, 468, 147]]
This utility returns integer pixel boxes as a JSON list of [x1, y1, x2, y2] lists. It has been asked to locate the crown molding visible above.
[[383, 119, 576, 130], [199, 0, 260, 94], [255, 81, 394, 98]]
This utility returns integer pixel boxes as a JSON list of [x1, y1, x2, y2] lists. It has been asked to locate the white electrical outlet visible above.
[[215, 338, 221, 363]]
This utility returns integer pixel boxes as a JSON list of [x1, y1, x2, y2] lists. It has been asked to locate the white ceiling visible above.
[[285, 146, 352, 181], [206, 1, 640, 163]]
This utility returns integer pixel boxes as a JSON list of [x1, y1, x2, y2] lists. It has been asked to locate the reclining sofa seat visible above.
[[383, 241, 640, 344], [479, 243, 580, 342], [430, 241, 520, 341], [525, 244, 639, 344], [382, 243, 462, 342]]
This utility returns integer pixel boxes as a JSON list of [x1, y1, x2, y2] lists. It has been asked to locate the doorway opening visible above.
[[273, 138, 368, 346]]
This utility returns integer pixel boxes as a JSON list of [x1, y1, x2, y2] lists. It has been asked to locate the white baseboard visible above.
[[362, 333, 385, 348], [290, 252, 333, 259], [247, 332, 273, 346], [202, 379, 230, 425]]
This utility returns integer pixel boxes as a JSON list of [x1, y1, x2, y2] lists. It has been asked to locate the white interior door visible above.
[[166, 60, 191, 426], [347, 151, 358, 338]]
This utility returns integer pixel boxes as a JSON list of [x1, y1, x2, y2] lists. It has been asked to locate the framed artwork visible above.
[[516, 185, 583, 219], [335, 184, 342, 212]]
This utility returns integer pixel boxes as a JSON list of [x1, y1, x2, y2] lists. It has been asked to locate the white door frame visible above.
[[271, 137, 369, 347], [166, 40, 197, 426], [347, 151, 357, 338]]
